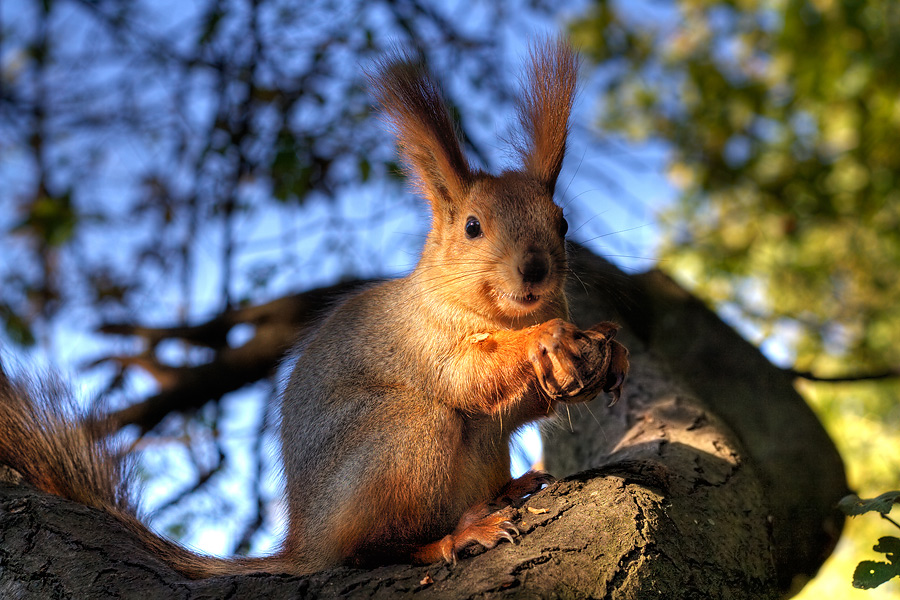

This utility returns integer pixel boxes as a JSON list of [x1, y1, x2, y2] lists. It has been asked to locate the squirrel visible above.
[[0, 39, 629, 578]]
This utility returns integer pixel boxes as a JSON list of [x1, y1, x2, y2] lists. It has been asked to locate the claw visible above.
[[607, 386, 622, 407], [439, 535, 456, 564], [501, 521, 520, 537], [496, 530, 515, 545], [535, 362, 549, 393], [605, 373, 625, 406], [603, 339, 629, 405]]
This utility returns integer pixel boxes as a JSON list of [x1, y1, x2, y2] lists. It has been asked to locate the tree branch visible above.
[[100, 280, 364, 433], [557, 247, 848, 593], [787, 367, 900, 383]]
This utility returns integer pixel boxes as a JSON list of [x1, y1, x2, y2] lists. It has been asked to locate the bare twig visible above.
[[788, 367, 900, 384]]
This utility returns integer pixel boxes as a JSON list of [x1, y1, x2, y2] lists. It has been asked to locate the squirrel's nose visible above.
[[519, 251, 549, 284]]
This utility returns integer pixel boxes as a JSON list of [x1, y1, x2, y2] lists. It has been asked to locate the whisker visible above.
[[560, 147, 587, 209], [576, 223, 651, 244], [569, 208, 610, 237]]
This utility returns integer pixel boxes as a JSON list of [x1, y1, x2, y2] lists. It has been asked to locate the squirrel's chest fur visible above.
[[281, 277, 521, 468], [278, 276, 542, 561]]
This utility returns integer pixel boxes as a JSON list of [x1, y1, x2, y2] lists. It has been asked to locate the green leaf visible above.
[[874, 536, 900, 565], [197, 5, 223, 45], [0, 303, 35, 347], [13, 191, 78, 247], [270, 130, 312, 203], [853, 560, 900, 589], [839, 491, 900, 516], [165, 522, 187, 540], [358, 158, 371, 182]]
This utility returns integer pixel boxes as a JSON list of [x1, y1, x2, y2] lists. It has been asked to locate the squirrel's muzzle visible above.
[[518, 251, 550, 285]]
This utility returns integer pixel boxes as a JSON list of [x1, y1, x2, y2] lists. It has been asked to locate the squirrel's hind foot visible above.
[[412, 503, 518, 565]]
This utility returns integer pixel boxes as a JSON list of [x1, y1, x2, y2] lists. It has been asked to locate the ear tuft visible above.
[[514, 39, 578, 191], [368, 51, 473, 210]]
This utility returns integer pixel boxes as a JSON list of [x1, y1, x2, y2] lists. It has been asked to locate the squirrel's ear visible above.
[[369, 53, 472, 211], [515, 39, 578, 192]]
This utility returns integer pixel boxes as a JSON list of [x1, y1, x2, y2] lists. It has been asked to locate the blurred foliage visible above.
[[572, 0, 900, 596], [572, 0, 900, 374]]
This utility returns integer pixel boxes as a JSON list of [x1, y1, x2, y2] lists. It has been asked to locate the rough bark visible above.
[[546, 247, 848, 594], [0, 247, 847, 598]]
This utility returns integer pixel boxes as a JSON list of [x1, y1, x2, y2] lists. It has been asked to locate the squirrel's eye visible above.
[[559, 217, 569, 237], [465, 217, 482, 239]]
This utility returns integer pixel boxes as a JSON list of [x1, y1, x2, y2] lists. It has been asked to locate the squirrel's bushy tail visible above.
[[0, 365, 281, 578]]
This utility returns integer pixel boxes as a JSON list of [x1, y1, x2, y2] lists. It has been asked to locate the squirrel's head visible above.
[[370, 40, 577, 327]]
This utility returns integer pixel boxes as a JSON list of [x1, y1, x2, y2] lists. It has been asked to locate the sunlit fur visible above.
[[279, 39, 581, 572]]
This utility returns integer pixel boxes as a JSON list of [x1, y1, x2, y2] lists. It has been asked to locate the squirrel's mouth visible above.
[[516, 293, 541, 307], [494, 289, 543, 315]]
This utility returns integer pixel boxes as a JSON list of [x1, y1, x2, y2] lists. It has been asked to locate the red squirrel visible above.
[[0, 39, 628, 577]]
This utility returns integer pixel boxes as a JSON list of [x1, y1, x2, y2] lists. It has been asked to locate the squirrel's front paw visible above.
[[527, 318, 590, 399], [584, 322, 630, 405], [528, 319, 630, 403]]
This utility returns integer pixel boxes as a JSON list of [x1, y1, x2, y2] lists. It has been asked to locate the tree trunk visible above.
[[554, 247, 848, 594], [0, 247, 846, 598]]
